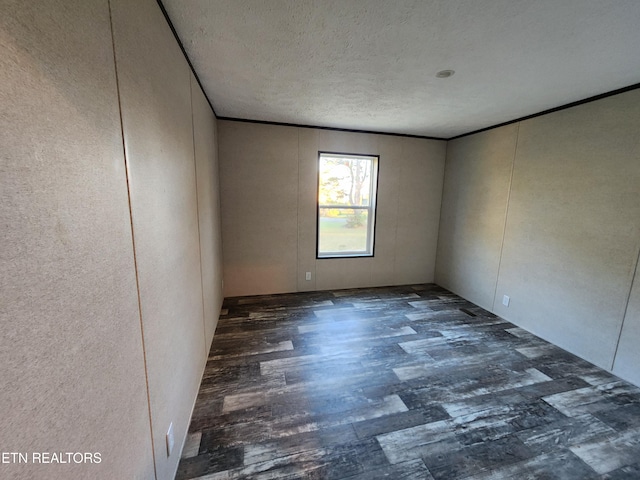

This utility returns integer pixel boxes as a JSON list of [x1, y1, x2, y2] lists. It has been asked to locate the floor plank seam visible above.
[[176, 284, 640, 480]]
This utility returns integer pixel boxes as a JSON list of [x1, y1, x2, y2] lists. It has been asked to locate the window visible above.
[[317, 152, 379, 258]]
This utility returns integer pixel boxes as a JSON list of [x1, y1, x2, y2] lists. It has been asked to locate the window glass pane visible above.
[[317, 153, 377, 258], [318, 208, 369, 254], [319, 156, 372, 207]]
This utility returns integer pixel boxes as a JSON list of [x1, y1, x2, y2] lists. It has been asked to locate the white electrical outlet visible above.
[[166, 422, 174, 457], [305, 272, 312, 281], [502, 295, 510, 307]]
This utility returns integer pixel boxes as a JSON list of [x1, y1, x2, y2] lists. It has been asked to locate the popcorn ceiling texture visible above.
[[162, 0, 640, 137]]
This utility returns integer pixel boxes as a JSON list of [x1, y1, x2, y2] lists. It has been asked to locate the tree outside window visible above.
[[317, 152, 378, 258]]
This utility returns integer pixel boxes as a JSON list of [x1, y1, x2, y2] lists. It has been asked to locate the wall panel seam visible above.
[[492, 123, 520, 311], [296, 129, 301, 291], [217, 123, 228, 297], [190, 77, 209, 360], [107, 1, 157, 478], [611, 242, 640, 370], [391, 139, 401, 283], [433, 141, 451, 284]]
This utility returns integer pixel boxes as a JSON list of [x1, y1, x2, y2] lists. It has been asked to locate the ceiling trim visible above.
[[217, 117, 447, 141], [449, 82, 640, 141], [157, 1, 640, 143], [156, 0, 218, 116]]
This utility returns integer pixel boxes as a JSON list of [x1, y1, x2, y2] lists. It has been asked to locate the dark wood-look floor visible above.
[[176, 284, 640, 479]]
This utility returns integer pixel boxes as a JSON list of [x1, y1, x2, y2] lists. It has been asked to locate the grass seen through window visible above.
[[317, 153, 378, 258]]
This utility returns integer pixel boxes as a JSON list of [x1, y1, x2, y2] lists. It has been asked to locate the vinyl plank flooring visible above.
[[176, 284, 640, 479]]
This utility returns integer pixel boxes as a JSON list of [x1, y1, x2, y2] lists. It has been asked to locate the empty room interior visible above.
[[3, 1, 640, 479]]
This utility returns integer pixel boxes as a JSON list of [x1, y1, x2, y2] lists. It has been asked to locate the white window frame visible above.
[[316, 152, 379, 259]]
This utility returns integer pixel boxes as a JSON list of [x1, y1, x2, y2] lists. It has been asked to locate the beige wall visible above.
[[218, 122, 446, 297], [0, 0, 153, 478], [436, 89, 640, 379], [219, 123, 300, 296], [192, 75, 224, 348], [613, 261, 640, 385], [435, 125, 517, 311], [1, 0, 223, 479]]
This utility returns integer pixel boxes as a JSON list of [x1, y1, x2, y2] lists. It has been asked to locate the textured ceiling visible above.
[[161, 0, 640, 138]]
